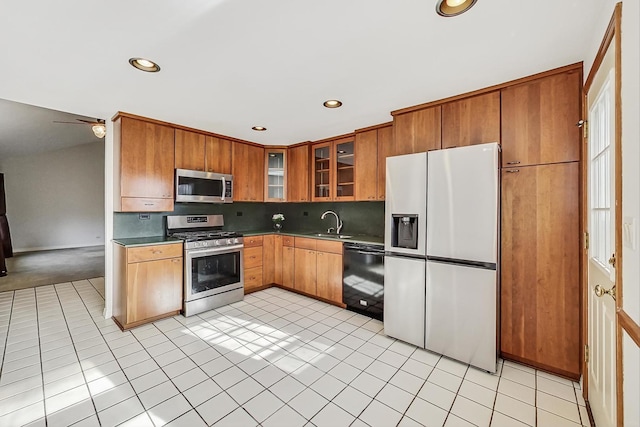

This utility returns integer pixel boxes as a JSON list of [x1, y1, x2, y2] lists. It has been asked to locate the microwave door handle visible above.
[[220, 176, 225, 202]]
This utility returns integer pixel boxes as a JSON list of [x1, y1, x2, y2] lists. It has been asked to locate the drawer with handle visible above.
[[121, 197, 173, 212], [127, 243, 183, 263], [244, 235, 264, 248], [243, 246, 263, 269]]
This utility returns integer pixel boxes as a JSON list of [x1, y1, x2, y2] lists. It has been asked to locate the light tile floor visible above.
[[0, 279, 590, 427]]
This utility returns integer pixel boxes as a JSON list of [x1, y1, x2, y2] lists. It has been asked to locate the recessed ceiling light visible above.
[[436, 0, 477, 17], [252, 126, 267, 131], [129, 57, 161, 72], [323, 100, 343, 108]]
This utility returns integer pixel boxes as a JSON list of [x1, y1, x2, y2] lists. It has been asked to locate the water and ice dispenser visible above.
[[391, 214, 419, 249]]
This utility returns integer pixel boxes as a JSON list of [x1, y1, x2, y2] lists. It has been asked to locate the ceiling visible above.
[[0, 0, 604, 150], [0, 98, 103, 158]]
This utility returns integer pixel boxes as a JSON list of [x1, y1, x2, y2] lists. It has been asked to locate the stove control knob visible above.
[[214, 240, 220, 246], [226, 239, 232, 245], [233, 238, 239, 244]]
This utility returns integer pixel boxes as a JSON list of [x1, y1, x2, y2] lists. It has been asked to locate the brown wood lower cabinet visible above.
[[249, 234, 344, 306], [316, 251, 342, 303], [282, 238, 295, 290], [294, 248, 317, 294], [243, 236, 265, 293], [500, 162, 580, 378], [113, 242, 183, 330]]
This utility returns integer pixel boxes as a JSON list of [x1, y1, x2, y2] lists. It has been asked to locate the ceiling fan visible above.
[[53, 118, 106, 138]]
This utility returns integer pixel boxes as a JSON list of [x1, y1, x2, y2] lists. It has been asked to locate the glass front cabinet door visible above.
[[312, 142, 332, 201], [311, 136, 355, 201], [334, 138, 354, 200], [264, 149, 286, 202]]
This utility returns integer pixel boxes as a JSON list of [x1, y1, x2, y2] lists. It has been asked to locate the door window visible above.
[[588, 71, 615, 279]]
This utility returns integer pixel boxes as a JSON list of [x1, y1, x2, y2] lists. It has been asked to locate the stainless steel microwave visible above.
[[175, 169, 233, 204]]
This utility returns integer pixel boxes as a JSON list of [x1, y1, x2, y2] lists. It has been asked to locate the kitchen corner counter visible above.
[[242, 230, 384, 246], [112, 236, 182, 247]]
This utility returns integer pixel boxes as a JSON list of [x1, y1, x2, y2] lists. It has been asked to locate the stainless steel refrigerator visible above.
[[383, 153, 427, 348], [383, 144, 499, 372], [425, 143, 499, 372]]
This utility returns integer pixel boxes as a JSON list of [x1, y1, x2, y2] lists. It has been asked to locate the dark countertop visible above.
[[113, 236, 182, 247], [242, 230, 384, 246]]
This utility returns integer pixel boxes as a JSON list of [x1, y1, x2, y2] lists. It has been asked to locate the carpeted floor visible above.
[[0, 245, 105, 292]]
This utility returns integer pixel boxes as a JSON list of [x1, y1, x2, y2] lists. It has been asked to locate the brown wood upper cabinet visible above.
[[376, 125, 393, 200], [355, 125, 393, 201], [175, 129, 206, 171], [264, 149, 286, 202], [393, 106, 441, 155], [442, 92, 501, 149], [205, 136, 232, 174], [115, 116, 175, 212], [175, 130, 233, 174], [500, 162, 580, 378], [355, 130, 377, 201], [501, 70, 581, 167], [287, 144, 310, 202], [232, 142, 264, 202], [312, 136, 355, 202]]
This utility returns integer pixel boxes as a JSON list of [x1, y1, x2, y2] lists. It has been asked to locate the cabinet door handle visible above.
[[152, 250, 162, 254], [144, 203, 155, 206], [506, 161, 521, 165], [506, 169, 520, 173]]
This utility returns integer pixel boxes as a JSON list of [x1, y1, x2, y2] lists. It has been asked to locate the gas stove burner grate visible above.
[[170, 230, 242, 242]]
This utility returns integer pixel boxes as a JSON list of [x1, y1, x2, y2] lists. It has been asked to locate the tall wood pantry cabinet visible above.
[[499, 67, 582, 379]]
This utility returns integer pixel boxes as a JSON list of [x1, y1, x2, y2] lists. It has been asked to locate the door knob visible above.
[[594, 284, 616, 300], [608, 253, 616, 268]]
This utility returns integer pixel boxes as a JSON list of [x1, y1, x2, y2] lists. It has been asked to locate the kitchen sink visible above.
[[309, 233, 353, 239]]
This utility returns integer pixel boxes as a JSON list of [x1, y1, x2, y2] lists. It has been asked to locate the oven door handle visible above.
[[187, 244, 244, 256]]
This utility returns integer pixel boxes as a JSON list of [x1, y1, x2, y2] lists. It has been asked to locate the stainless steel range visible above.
[[166, 215, 244, 316]]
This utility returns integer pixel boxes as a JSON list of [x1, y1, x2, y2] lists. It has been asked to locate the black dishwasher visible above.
[[343, 243, 385, 321]]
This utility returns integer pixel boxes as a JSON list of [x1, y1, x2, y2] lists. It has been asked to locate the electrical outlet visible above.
[[236, 211, 243, 216], [623, 217, 637, 250], [303, 212, 309, 216], [138, 214, 151, 220]]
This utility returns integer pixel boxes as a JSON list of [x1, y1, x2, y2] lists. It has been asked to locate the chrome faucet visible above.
[[321, 210, 343, 234]]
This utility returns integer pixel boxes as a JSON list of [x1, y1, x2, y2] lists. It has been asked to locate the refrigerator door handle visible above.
[[427, 256, 496, 270]]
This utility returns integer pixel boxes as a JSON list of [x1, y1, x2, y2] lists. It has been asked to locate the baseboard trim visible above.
[[13, 243, 105, 254]]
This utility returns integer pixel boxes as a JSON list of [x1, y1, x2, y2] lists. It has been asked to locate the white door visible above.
[[587, 44, 617, 427]]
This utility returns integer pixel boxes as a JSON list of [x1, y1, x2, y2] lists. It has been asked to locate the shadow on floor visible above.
[[0, 245, 105, 292]]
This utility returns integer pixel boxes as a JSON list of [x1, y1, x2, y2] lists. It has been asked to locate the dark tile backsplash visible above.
[[113, 201, 384, 239]]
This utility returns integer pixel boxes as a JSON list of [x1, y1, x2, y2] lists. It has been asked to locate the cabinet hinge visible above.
[[584, 232, 589, 250], [584, 344, 590, 363]]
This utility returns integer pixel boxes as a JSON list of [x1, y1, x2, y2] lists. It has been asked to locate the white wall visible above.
[[0, 142, 105, 252], [619, 0, 640, 423], [585, 0, 640, 423]]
